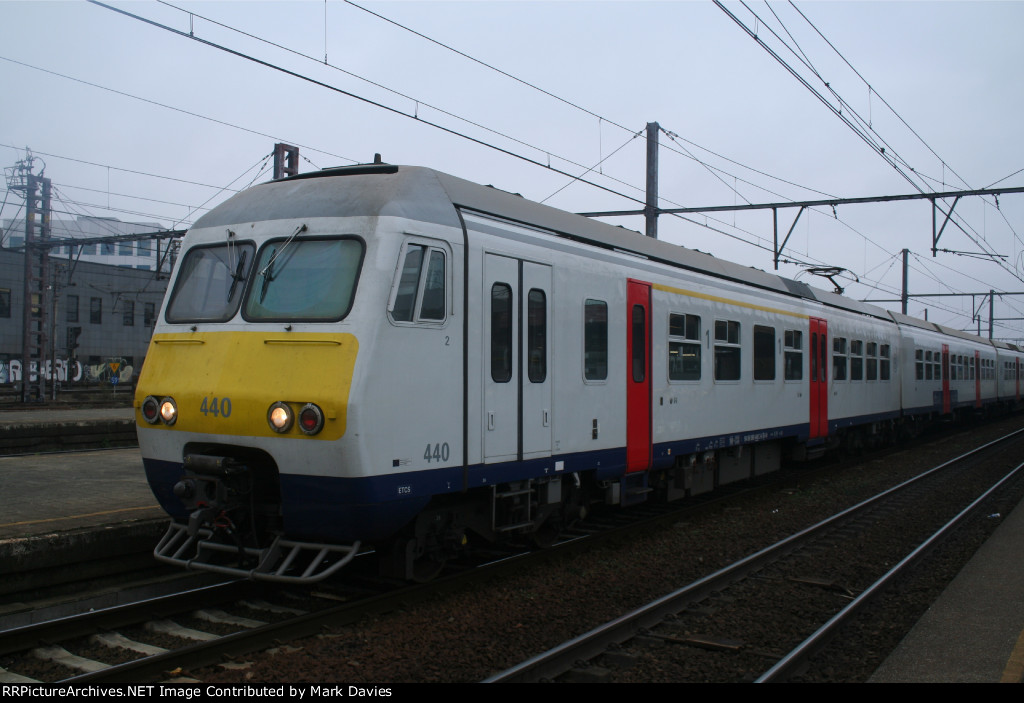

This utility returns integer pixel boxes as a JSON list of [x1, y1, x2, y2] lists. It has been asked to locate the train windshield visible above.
[[243, 236, 364, 321], [165, 242, 255, 322]]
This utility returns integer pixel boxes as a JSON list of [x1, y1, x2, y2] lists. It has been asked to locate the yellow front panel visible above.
[[135, 331, 358, 440]]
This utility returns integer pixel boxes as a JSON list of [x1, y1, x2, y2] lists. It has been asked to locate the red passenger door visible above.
[[809, 317, 829, 439], [626, 279, 652, 472]]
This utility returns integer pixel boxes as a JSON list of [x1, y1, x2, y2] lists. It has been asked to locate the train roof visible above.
[[193, 164, 912, 325]]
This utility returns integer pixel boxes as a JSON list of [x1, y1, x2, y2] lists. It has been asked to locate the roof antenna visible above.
[[373, 153, 382, 164]]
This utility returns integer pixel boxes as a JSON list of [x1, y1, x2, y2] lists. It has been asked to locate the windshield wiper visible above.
[[227, 250, 248, 302], [259, 249, 276, 303]]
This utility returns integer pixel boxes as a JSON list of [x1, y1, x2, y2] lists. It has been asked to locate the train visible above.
[[135, 163, 1024, 582]]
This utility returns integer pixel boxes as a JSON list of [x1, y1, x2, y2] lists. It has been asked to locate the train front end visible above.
[[135, 173, 391, 583]]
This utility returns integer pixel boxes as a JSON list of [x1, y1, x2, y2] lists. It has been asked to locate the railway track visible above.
[[4, 420, 1021, 683], [484, 428, 1024, 683], [0, 465, 805, 683]]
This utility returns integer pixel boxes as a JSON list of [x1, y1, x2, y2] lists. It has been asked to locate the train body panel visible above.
[[135, 164, 1024, 582]]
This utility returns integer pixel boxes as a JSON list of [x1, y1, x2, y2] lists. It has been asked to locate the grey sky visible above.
[[2, 1, 1023, 337]]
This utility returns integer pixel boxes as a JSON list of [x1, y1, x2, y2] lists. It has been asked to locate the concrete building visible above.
[[0, 247, 168, 388], [1, 215, 174, 272]]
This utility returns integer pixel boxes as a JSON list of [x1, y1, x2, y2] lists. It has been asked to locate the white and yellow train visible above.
[[135, 164, 1024, 582]]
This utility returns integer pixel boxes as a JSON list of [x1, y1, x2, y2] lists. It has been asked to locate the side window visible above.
[[528, 289, 547, 383], [390, 243, 447, 323], [784, 329, 803, 381], [833, 337, 847, 381], [880, 344, 891, 381], [669, 313, 701, 381], [714, 319, 741, 382], [850, 340, 864, 381], [753, 325, 776, 381], [915, 349, 924, 380], [490, 283, 512, 383], [866, 342, 878, 381], [420, 250, 446, 320], [584, 299, 608, 381]]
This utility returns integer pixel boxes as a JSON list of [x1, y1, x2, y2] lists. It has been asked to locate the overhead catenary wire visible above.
[[25, 2, 1014, 336], [0, 56, 359, 167], [88, 0, 652, 211], [717, 0, 1024, 289]]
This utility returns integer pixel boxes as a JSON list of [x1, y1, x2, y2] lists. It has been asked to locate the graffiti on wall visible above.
[[0, 358, 132, 384], [84, 358, 134, 385]]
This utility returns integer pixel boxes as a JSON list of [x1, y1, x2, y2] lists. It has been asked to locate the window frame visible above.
[[833, 336, 848, 381], [583, 298, 608, 383], [165, 240, 257, 324], [753, 324, 776, 382], [387, 238, 450, 326], [784, 328, 803, 382], [242, 234, 365, 323], [668, 312, 701, 383], [713, 318, 741, 383]]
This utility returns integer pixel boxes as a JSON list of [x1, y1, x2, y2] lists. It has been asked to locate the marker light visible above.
[[142, 396, 161, 424], [298, 403, 325, 435], [159, 397, 178, 425], [268, 401, 293, 433]]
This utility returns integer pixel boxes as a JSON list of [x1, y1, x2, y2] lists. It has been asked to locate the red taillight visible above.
[[141, 396, 160, 424], [298, 403, 324, 435]]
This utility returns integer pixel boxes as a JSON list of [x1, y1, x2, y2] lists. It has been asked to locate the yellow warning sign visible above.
[[109, 362, 121, 374]]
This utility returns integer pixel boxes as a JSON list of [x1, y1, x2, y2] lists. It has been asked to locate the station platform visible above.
[[0, 405, 136, 453], [869, 496, 1024, 683], [0, 409, 1022, 682]]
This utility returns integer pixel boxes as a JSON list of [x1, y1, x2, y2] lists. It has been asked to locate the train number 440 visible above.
[[199, 396, 232, 418], [423, 442, 450, 463]]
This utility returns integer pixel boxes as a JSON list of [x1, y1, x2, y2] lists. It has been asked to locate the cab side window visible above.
[[390, 243, 447, 323]]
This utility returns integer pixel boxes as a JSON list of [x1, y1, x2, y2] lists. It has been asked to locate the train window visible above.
[[167, 242, 255, 323], [391, 246, 424, 321], [866, 342, 878, 381], [714, 319, 741, 381], [925, 351, 933, 380], [491, 283, 513, 383], [784, 329, 802, 381], [0, 288, 9, 318], [833, 337, 847, 381], [528, 289, 547, 383], [880, 344, 891, 381], [850, 340, 864, 381], [390, 244, 447, 323], [668, 313, 701, 381], [245, 237, 364, 322], [933, 352, 941, 380], [754, 325, 776, 381], [915, 349, 924, 380], [420, 251, 447, 320], [584, 299, 608, 381], [632, 305, 646, 383]]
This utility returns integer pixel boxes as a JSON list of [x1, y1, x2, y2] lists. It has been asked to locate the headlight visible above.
[[141, 396, 161, 424], [268, 401, 293, 433], [159, 397, 178, 425], [298, 403, 325, 435]]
